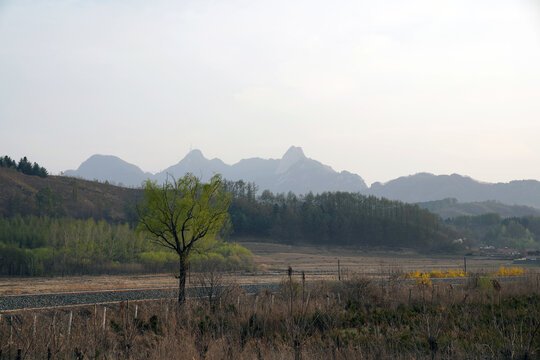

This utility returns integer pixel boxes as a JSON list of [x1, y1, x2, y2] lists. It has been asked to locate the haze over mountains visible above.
[[64, 146, 540, 210], [64, 146, 368, 195], [367, 173, 540, 209]]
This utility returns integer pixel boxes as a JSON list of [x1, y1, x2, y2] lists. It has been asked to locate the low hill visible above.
[[0, 167, 141, 223], [417, 198, 540, 219]]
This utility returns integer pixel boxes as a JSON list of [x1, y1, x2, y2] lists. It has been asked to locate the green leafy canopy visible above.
[[137, 173, 232, 257]]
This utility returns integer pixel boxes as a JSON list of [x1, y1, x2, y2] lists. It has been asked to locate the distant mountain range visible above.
[[367, 173, 540, 209], [64, 147, 540, 211], [64, 146, 368, 195]]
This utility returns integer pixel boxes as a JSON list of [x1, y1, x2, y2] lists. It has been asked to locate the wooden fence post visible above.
[[33, 314, 37, 338], [9, 315, 13, 345], [165, 304, 169, 323], [102, 307, 107, 331], [67, 311, 73, 337]]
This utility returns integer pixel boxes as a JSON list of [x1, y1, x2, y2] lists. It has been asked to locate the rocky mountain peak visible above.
[[183, 149, 205, 162], [277, 146, 306, 174]]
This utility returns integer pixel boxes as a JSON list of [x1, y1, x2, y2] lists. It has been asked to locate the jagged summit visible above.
[[282, 146, 305, 160], [184, 149, 205, 160], [62, 148, 540, 208], [64, 146, 368, 194], [179, 149, 208, 168], [277, 146, 306, 174]]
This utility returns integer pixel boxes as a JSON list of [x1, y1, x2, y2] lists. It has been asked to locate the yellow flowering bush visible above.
[[492, 266, 524, 277], [415, 272, 433, 287], [406, 269, 468, 281]]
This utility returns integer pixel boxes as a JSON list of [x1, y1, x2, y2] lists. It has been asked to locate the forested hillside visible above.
[[0, 167, 254, 276], [0, 169, 467, 276], [448, 213, 540, 249], [224, 181, 462, 251], [417, 198, 540, 219], [1, 168, 463, 251]]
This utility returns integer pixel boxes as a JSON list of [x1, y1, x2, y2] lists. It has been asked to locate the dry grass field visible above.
[[2, 267, 540, 359], [2, 242, 540, 359], [0, 242, 532, 295]]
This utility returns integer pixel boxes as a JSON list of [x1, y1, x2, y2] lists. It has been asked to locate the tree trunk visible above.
[[178, 253, 188, 304], [294, 338, 302, 360]]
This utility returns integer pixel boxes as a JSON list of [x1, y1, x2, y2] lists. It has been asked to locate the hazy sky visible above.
[[1, 0, 539, 185]]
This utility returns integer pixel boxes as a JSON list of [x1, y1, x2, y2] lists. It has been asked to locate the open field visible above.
[[2, 272, 540, 359], [0, 242, 535, 295], [2, 242, 540, 359]]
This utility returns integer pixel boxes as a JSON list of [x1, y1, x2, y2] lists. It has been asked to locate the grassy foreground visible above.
[[1, 272, 540, 359]]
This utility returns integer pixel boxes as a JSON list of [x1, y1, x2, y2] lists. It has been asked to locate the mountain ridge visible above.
[[63, 149, 540, 210], [64, 146, 368, 195], [367, 172, 540, 208]]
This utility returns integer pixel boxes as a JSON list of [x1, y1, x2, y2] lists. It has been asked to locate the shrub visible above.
[[492, 266, 524, 277]]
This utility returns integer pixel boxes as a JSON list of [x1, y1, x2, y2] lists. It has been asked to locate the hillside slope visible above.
[[0, 168, 140, 223], [417, 198, 540, 219]]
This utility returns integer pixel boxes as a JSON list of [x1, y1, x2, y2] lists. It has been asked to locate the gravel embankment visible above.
[[1, 276, 527, 312], [0, 283, 281, 312]]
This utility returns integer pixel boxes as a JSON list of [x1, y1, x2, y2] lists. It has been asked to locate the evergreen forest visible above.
[[0, 155, 48, 178], [224, 180, 462, 251]]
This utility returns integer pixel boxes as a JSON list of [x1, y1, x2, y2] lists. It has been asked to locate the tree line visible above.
[[0, 215, 253, 276], [223, 180, 462, 252], [448, 213, 540, 249], [0, 155, 48, 177], [0, 175, 468, 277]]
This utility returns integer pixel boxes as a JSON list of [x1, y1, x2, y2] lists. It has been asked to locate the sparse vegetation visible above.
[[2, 273, 539, 359]]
